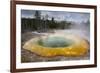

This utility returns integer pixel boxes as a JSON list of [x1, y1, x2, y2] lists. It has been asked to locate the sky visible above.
[[21, 10, 90, 23]]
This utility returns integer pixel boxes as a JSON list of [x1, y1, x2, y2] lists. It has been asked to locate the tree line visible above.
[[21, 11, 72, 33]]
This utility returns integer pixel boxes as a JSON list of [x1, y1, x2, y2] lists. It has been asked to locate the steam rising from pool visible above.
[[37, 36, 74, 48]]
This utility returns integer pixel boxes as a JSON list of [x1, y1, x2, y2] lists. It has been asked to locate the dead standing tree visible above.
[[34, 11, 42, 32]]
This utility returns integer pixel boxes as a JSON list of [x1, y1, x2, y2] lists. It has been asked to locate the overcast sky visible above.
[[21, 10, 90, 23]]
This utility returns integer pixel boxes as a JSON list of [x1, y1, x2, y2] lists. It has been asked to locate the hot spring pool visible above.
[[37, 36, 74, 48], [23, 34, 89, 57]]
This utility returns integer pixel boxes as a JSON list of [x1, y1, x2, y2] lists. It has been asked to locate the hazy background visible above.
[[21, 10, 90, 41]]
